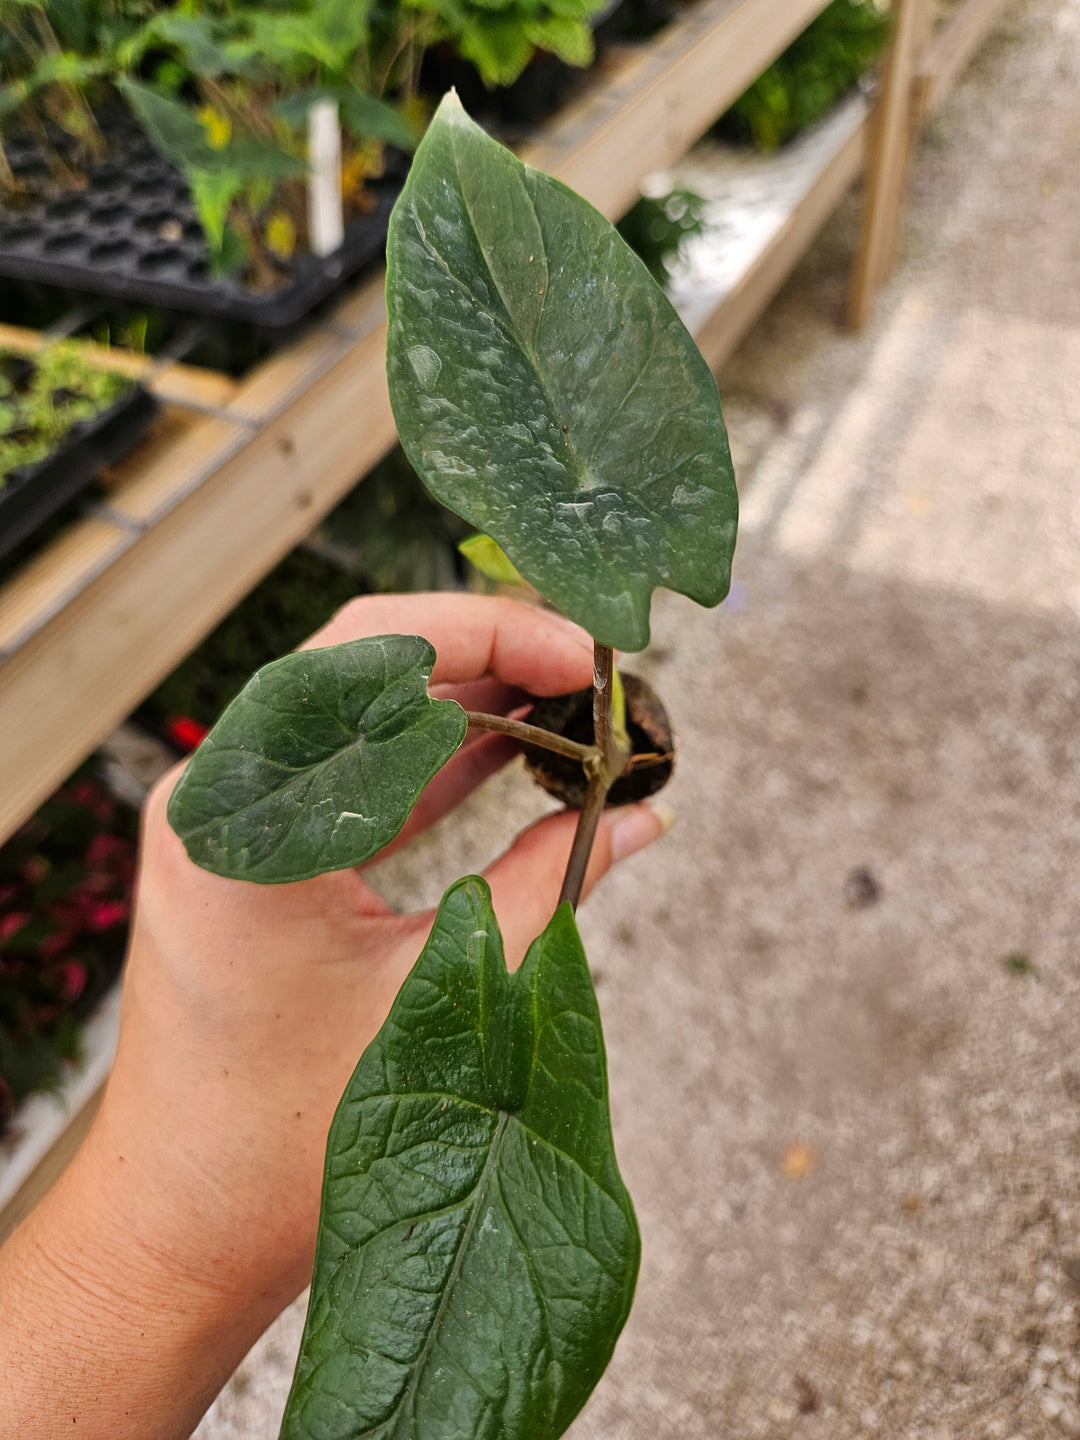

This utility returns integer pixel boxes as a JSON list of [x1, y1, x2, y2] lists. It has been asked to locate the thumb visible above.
[[482, 800, 675, 965]]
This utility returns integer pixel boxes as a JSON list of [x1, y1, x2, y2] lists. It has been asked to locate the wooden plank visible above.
[[522, 0, 834, 220], [0, 1087, 103, 1245], [921, 0, 1012, 115], [0, 409, 245, 656], [0, 519, 129, 656], [222, 323, 357, 426], [103, 413, 252, 528], [847, 0, 933, 329], [695, 114, 869, 371]]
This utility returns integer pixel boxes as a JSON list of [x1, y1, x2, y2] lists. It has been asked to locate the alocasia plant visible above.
[[168, 91, 737, 1438]]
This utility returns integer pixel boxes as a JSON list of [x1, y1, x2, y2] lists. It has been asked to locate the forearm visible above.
[[0, 1100, 289, 1440]]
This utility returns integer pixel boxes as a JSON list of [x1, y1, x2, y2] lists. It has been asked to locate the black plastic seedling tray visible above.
[[0, 379, 159, 559], [0, 129, 405, 332]]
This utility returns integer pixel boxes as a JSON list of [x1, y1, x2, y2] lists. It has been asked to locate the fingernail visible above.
[[610, 801, 676, 862], [545, 609, 593, 649]]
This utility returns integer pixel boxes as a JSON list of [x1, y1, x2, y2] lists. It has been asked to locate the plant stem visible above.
[[558, 774, 607, 910], [592, 644, 626, 778], [464, 711, 595, 763], [558, 643, 632, 911]]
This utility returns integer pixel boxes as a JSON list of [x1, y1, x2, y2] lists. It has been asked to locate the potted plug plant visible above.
[[167, 92, 737, 1436]]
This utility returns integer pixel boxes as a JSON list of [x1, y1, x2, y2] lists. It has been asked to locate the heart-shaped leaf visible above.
[[279, 876, 639, 1440], [167, 635, 466, 883], [386, 93, 738, 653]]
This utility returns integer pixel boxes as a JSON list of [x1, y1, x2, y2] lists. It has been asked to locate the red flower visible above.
[[0, 912, 28, 943], [166, 715, 210, 752], [85, 833, 128, 869], [40, 929, 76, 959], [85, 899, 129, 932], [59, 961, 88, 1002]]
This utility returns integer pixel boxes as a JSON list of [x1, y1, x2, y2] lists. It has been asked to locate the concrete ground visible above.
[[195, 1, 1080, 1435]]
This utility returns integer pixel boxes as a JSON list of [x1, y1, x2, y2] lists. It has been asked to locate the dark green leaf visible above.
[[280, 876, 639, 1440], [456, 15, 534, 86], [273, 88, 418, 150], [129, 14, 250, 79], [118, 78, 218, 171], [222, 137, 309, 181], [167, 635, 467, 883], [188, 166, 245, 255], [523, 15, 593, 66], [386, 94, 738, 652]]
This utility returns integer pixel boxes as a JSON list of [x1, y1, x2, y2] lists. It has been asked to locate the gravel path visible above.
[[195, 2, 1080, 1435]]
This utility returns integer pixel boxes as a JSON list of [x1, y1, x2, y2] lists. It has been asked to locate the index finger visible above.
[[304, 592, 594, 695]]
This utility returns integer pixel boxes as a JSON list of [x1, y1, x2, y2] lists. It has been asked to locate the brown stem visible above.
[[557, 774, 607, 911], [31, 7, 105, 160], [464, 711, 596, 763], [628, 749, 674, 770], [557, 642, 632, 912], [592, 643, 630, 780]]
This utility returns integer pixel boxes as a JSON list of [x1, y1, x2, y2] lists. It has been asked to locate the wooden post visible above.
[[847, 0, 933, 329], [921, 0, 1012, 117]]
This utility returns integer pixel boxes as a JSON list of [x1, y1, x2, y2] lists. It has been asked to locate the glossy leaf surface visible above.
[[167, 636, 466, 883], [280, 876, 639, 1440], [386, 93, 738, 652]]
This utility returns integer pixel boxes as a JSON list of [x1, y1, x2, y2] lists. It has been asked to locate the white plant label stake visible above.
[[307, 99, 344, 258]]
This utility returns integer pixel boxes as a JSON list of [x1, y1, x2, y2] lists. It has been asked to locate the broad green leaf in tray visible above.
[[386, 92, 738, 653], [280, 875, 640, 1440], [167, 635, 466, 883]]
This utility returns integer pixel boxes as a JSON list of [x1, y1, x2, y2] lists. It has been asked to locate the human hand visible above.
[[0, 593, 671, 1440]]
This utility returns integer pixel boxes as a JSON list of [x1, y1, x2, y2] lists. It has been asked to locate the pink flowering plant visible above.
[[0, 768, 137, 1129]]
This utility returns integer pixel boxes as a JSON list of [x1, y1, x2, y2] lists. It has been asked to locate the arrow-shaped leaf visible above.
[[386, 93, 738, 653], [167, 635, 467, 883], [280, 876, 639, 1440]]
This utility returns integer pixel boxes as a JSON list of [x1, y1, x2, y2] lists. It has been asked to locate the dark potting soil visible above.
[[523, 672, 675, 808]]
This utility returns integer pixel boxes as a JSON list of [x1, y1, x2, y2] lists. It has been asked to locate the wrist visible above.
[[88, 1028, 318, 1313], [0, 1098, 293, 1440]]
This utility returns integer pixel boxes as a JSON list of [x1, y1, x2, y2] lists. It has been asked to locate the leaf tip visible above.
[[434, 88, 469, 127]]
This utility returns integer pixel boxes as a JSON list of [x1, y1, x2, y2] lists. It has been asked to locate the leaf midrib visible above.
[[351, 1109, 512, 1440], [435, 135, 589, 492], [323, 1105, 626, 1440]]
